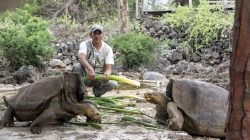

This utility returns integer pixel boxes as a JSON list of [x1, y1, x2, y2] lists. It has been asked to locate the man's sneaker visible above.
[[93, 88, 105, 97]]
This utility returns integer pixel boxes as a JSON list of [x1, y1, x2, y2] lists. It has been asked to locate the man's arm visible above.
[[104, 45, 114, 76], [78, 53, 96, 80], [104, 64, 112, 76]]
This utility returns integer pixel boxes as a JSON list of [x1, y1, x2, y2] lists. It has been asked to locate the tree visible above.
[[0, 0, 24, 12], [117, 0, 129, 33], [226, 0, 250, 139]]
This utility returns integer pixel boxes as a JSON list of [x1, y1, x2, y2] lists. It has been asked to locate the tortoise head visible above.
[[63, 72, 86, 102], [144, 92, 170, 105], [82, 101, 101, 123]]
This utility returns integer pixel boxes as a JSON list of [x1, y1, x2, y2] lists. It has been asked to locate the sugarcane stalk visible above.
[[111, 95, 144, 100], [121, 116, 157, 128], [144, 127, 164, 131], [86, 96, 117, 104], [98, 103, 125, 109], [99, 106, 142, 114], [86, 96, 125, 108], [83, 75, 140, 87]]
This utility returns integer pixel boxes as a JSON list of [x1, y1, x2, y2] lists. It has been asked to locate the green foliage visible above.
[[109, 32, 159, 69], [161, 1, 234, 48], [0, 5, 54, 68], [22, 1, 41, 14]]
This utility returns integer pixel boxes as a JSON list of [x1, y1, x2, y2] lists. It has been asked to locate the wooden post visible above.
[[223, 0, 228, 9], [226, 0, 250, 139], [136, 0, 139, 18], [189, 0, 193, 8], [117, 0, 129, 33]]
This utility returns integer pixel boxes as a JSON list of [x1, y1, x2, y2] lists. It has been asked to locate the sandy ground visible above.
[[0, 83, 220, 140]]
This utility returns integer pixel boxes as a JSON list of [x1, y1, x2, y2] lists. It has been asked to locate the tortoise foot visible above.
[[30, 126, 42, 134], [0, 119, 14, 127], [168, 118, 182, 131]]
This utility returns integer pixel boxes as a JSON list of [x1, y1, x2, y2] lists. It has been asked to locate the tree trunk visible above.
[[0, 0, 24, 12], [117, 0, 129, 33], [226, 0, 250, 139]]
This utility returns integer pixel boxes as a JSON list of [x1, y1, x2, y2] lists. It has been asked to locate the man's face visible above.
[[90, 30, 104, 44]]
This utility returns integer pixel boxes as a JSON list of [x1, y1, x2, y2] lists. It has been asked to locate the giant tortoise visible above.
[[0, 72, 101, 134], [144, 79, 228, 137]]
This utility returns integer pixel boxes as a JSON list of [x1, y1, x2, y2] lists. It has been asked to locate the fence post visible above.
[[189, 0, 192, 8], [223, 0, 228, 9], [136, 0, 139, 18]]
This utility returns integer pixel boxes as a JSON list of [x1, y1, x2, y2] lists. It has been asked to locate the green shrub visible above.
[[0, 6, 54, 69], [161, 0, 234, 48], [109, 32, 159, 69]]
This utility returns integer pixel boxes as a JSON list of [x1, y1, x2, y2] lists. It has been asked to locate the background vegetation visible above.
[[160, 1, 233, 49], [109, 32, 159, 69], [0, 0, 234, 70], [0, 3, 54, 69]]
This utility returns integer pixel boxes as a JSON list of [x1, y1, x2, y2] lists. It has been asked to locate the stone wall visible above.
[[140, 18, 232, 68]]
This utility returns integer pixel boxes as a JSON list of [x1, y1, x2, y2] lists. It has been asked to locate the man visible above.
[[72, 24, 118, 97]]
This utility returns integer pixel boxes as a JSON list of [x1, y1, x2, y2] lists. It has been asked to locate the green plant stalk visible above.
[[121, 116, 157, 128], [86, 95, 139, 108], [85, 96, 117, 104], [83, 75, 140, 87], [99, 106, 142, 114], [111, 95, 143, 100], [67, 121, 102, 129], [86, 96, 125, 108], [144, 127, 164, 131], [98, 102, 125, 109], [86, 96, 117, 104]]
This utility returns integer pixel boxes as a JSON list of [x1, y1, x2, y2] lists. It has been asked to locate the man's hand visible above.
[[101, 73, 109, 83], [88, 69, 96, 80]]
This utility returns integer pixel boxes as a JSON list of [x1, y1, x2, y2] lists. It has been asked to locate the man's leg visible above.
[[93, 80, 118, 97]]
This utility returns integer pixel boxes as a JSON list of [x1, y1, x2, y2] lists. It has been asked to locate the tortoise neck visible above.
[[79, 102, 89, 115], [160, 94, 170, 106]]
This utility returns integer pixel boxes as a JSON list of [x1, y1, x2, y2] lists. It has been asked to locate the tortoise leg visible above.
[[167, 102, 184, 131], [0, 106, 14, 127], [30, 108, 71, 134], [155, 105, 169, 125], [30, 109, 57, 134]]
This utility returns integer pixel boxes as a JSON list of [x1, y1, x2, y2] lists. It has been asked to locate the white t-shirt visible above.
[[78, 39, 114, 73]]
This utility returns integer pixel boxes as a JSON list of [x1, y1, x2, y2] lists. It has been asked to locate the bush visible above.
[[109, 32, 159, 69], [161, 1, 234, 48], [0, 6, 54, 69]]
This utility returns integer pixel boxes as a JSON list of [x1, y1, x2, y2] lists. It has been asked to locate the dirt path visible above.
[[0, 84, 219, 140]]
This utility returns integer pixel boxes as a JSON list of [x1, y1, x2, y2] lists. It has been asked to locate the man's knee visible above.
[[93, 80, 118, 97], [109, 80, 118, 89]]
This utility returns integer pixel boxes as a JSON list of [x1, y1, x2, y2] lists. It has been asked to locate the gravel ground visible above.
[[0, 83, 221, 140]]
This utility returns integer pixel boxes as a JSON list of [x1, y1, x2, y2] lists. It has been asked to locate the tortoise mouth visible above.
[[89, 114, 101, 123], [144, 96, 152, 102], [144, 93, 158, 104]]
